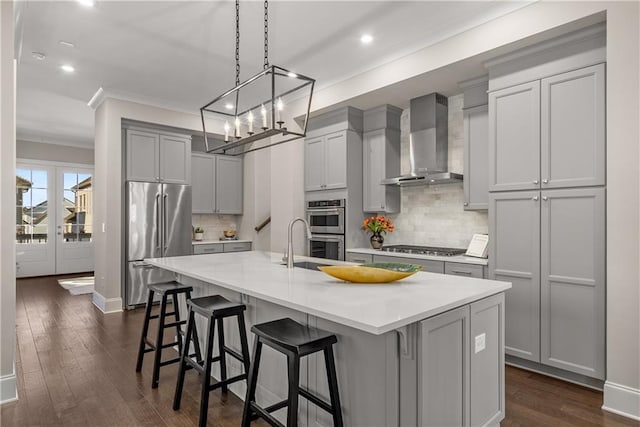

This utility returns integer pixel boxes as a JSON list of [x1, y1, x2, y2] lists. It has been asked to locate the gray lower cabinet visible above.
[[223, 241, 251, 253], [463, 105, 489, 210], [345, 252, 373, 264], [190, 153, 243, 214], [193, 242, 251, 255], [445, 262, 484, 279], [126, 128, 191, 184], [489, 188, 605, 379], [373, 254, 444, 274], [418, 293, 505, 427], [540, 188, 605, 379]]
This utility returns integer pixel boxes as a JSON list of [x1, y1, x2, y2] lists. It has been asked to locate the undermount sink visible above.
[[292, 261, 331, 271]]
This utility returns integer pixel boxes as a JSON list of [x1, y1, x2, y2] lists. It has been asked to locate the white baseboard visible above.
[[0, 373, 18, 404], [603, 381, 640, 421], [92, 290, 123, 314]]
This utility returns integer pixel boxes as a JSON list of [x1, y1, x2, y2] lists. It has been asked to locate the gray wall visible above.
[[384, 94, 488, 249], [17, 140, 94, 164]]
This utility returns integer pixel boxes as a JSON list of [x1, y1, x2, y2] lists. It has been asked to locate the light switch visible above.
[[475, 333, 486, 354]]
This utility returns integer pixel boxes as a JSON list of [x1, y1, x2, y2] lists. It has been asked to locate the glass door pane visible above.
[[16, 168, 49, 244], [61, 172, 93, 242]]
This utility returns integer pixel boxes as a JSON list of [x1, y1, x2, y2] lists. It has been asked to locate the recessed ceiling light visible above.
[[61, 64, 75, 73], [287, 72, 298, 78], [360, 34, 374, 44], [225, 103, 234, 110], [77, 0, 95, 7], [32, 52, 46, 60], [59, 40, 76, 48]]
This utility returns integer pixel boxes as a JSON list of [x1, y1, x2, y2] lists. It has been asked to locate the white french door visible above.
[[16, 161, 94, 277]]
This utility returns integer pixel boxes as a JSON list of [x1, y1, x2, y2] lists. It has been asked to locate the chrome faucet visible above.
[[286, 217, 312, 268]]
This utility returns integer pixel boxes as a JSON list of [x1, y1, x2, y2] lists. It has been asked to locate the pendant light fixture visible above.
[[201, 0, 315, 155]]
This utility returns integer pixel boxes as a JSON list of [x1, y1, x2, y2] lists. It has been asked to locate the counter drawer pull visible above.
[[228, 246, 245, 250], [353, 259, 367, 263], [203, 248, 221, 253], [451, 270, 473, 275]]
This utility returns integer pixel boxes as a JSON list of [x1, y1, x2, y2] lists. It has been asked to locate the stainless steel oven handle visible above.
[[307, 209, 341, 215], [311, 236, 344, 242]]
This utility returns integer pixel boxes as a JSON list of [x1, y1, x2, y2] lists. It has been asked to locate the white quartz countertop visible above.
[[347, 248, 489, 266], [192, 239, 252, 245], [145, 251, 509, 335]]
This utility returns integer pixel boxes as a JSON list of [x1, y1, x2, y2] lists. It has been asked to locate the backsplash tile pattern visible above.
[[384, 94, 488, 249], [191, 214, 240, 241]]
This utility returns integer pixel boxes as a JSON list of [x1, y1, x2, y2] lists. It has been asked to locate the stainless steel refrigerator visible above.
[[125, 181, 192, 307]]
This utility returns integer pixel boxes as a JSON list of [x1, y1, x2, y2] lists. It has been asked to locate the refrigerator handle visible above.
[[155, 193, 161, 252], [163, 193, 168, 252]]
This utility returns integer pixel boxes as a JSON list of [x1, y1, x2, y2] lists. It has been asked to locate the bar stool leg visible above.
[[286, 353, 300, 427], [136, 289, 154, 372], [199, 317, 216, 427], [237, 312, 251, 374], [186, 291, 203, 365], [152, 294, 168, 389], [217, 317, 228, 393], [173, 307, 195, 411], [324, 346, 344, 427], [172, 293, 183, 356], [241, 338, 263, 427]]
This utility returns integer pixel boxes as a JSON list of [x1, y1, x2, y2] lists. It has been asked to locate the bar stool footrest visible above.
[[143, 338, 156, 350], [299, 386, 333, 413], [164, 320, 187, 328], [159, 357, 181, 367], [208, 373, 247, 391], [224, 346, 245, 363], [250, 402, 285, 427]]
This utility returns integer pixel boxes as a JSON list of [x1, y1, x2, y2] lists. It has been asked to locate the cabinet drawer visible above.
[[373, 255, 444, 274], [445, 262, 484, 279], [193, 244, 223, 255], [346, 253, 373, 264], [223, 242, 252, 253]]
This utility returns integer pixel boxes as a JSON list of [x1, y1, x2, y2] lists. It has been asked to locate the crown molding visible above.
[[87, 86, 201, 119]]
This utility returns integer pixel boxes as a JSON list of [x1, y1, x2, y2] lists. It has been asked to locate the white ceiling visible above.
[[17, 0, 533, 148]]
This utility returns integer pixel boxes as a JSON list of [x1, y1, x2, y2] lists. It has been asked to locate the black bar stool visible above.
[[241, 318, 343, 427], [173, 295, 251, 427], [135, 281, 202, 389]]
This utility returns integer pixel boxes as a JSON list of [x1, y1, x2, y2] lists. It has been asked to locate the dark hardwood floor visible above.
[[1, 275, 637, 427]]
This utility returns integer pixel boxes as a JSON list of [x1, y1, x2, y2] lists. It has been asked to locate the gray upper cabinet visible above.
[[363, 129, 401, 213], [190, 153, 243, 214], [541, 64, 605, 189], [540, 187, 605, 379], [304, 131, 347, 191], [216, 156, 243, 214], [463, 105, 489, 210], [488, 81, 541, 192], [489, 191, 541, 362], [191, 153, 215, 214], [489, 64, 605, 193], [126, 128, 191, 184], [362, 105, 402, 213]]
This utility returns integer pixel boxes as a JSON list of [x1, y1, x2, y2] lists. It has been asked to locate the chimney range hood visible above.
[[381, 93, 462, 186]]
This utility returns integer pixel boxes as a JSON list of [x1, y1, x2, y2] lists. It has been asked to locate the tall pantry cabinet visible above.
[[487, 25, 606, 382]]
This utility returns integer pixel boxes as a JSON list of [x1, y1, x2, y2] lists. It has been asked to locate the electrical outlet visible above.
[[475, 333, 486, 354]]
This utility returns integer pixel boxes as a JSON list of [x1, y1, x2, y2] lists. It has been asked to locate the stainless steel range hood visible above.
[[381, 93, 462, 186]]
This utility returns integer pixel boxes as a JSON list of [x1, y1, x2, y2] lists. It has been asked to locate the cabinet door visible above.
[[193, 243, 223, 255], [541, 64, 605, 189], [345, 252, 373, 264], [126, 129, 160, 182], [304, 136, 325, 191], [470, 293, 505, 427], [489, 81, 540, 192], [540, 188, 605, 379], [363, 129, 386, 211], [419, 306, 470, 427], [463, 105, 489, 210], [324, 131, 347, 190], [159, 134, 191, 184], [191, 153, 215, 214], [489, 191, 540, 362], [215, 156, 243, 214]]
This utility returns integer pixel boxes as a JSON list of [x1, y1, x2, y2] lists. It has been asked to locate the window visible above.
[[16, 169, 48, 244]]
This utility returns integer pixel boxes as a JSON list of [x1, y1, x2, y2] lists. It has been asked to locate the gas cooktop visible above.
[[380, 245, 466, 257]]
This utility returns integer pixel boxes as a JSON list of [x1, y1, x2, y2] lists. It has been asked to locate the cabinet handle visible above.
[[542, 179, 549, 184], [464, 202, 468, 206], [542, 196, 548, 201], [353, 259, 367, 263], [533, 196, 539, 201], [533, 180, 539, 185], [451, 270, 473, 275], [203, 248, 220, 253]]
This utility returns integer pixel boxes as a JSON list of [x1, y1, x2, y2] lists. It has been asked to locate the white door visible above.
[[56, 168, 94, 274], [16, 165, 56, 277]]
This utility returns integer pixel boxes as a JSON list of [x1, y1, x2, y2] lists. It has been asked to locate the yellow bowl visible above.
[[318, 263, 422, 283]]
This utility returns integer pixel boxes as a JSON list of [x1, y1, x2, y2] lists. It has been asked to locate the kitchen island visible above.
[[146, 251, 511, 426]]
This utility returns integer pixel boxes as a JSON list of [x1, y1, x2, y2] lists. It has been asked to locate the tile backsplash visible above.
[[191, 214, 240, 241], [383, 94, 488, 249]]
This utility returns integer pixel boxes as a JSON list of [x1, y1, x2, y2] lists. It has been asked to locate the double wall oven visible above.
[[306, 199, 345, 261]]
